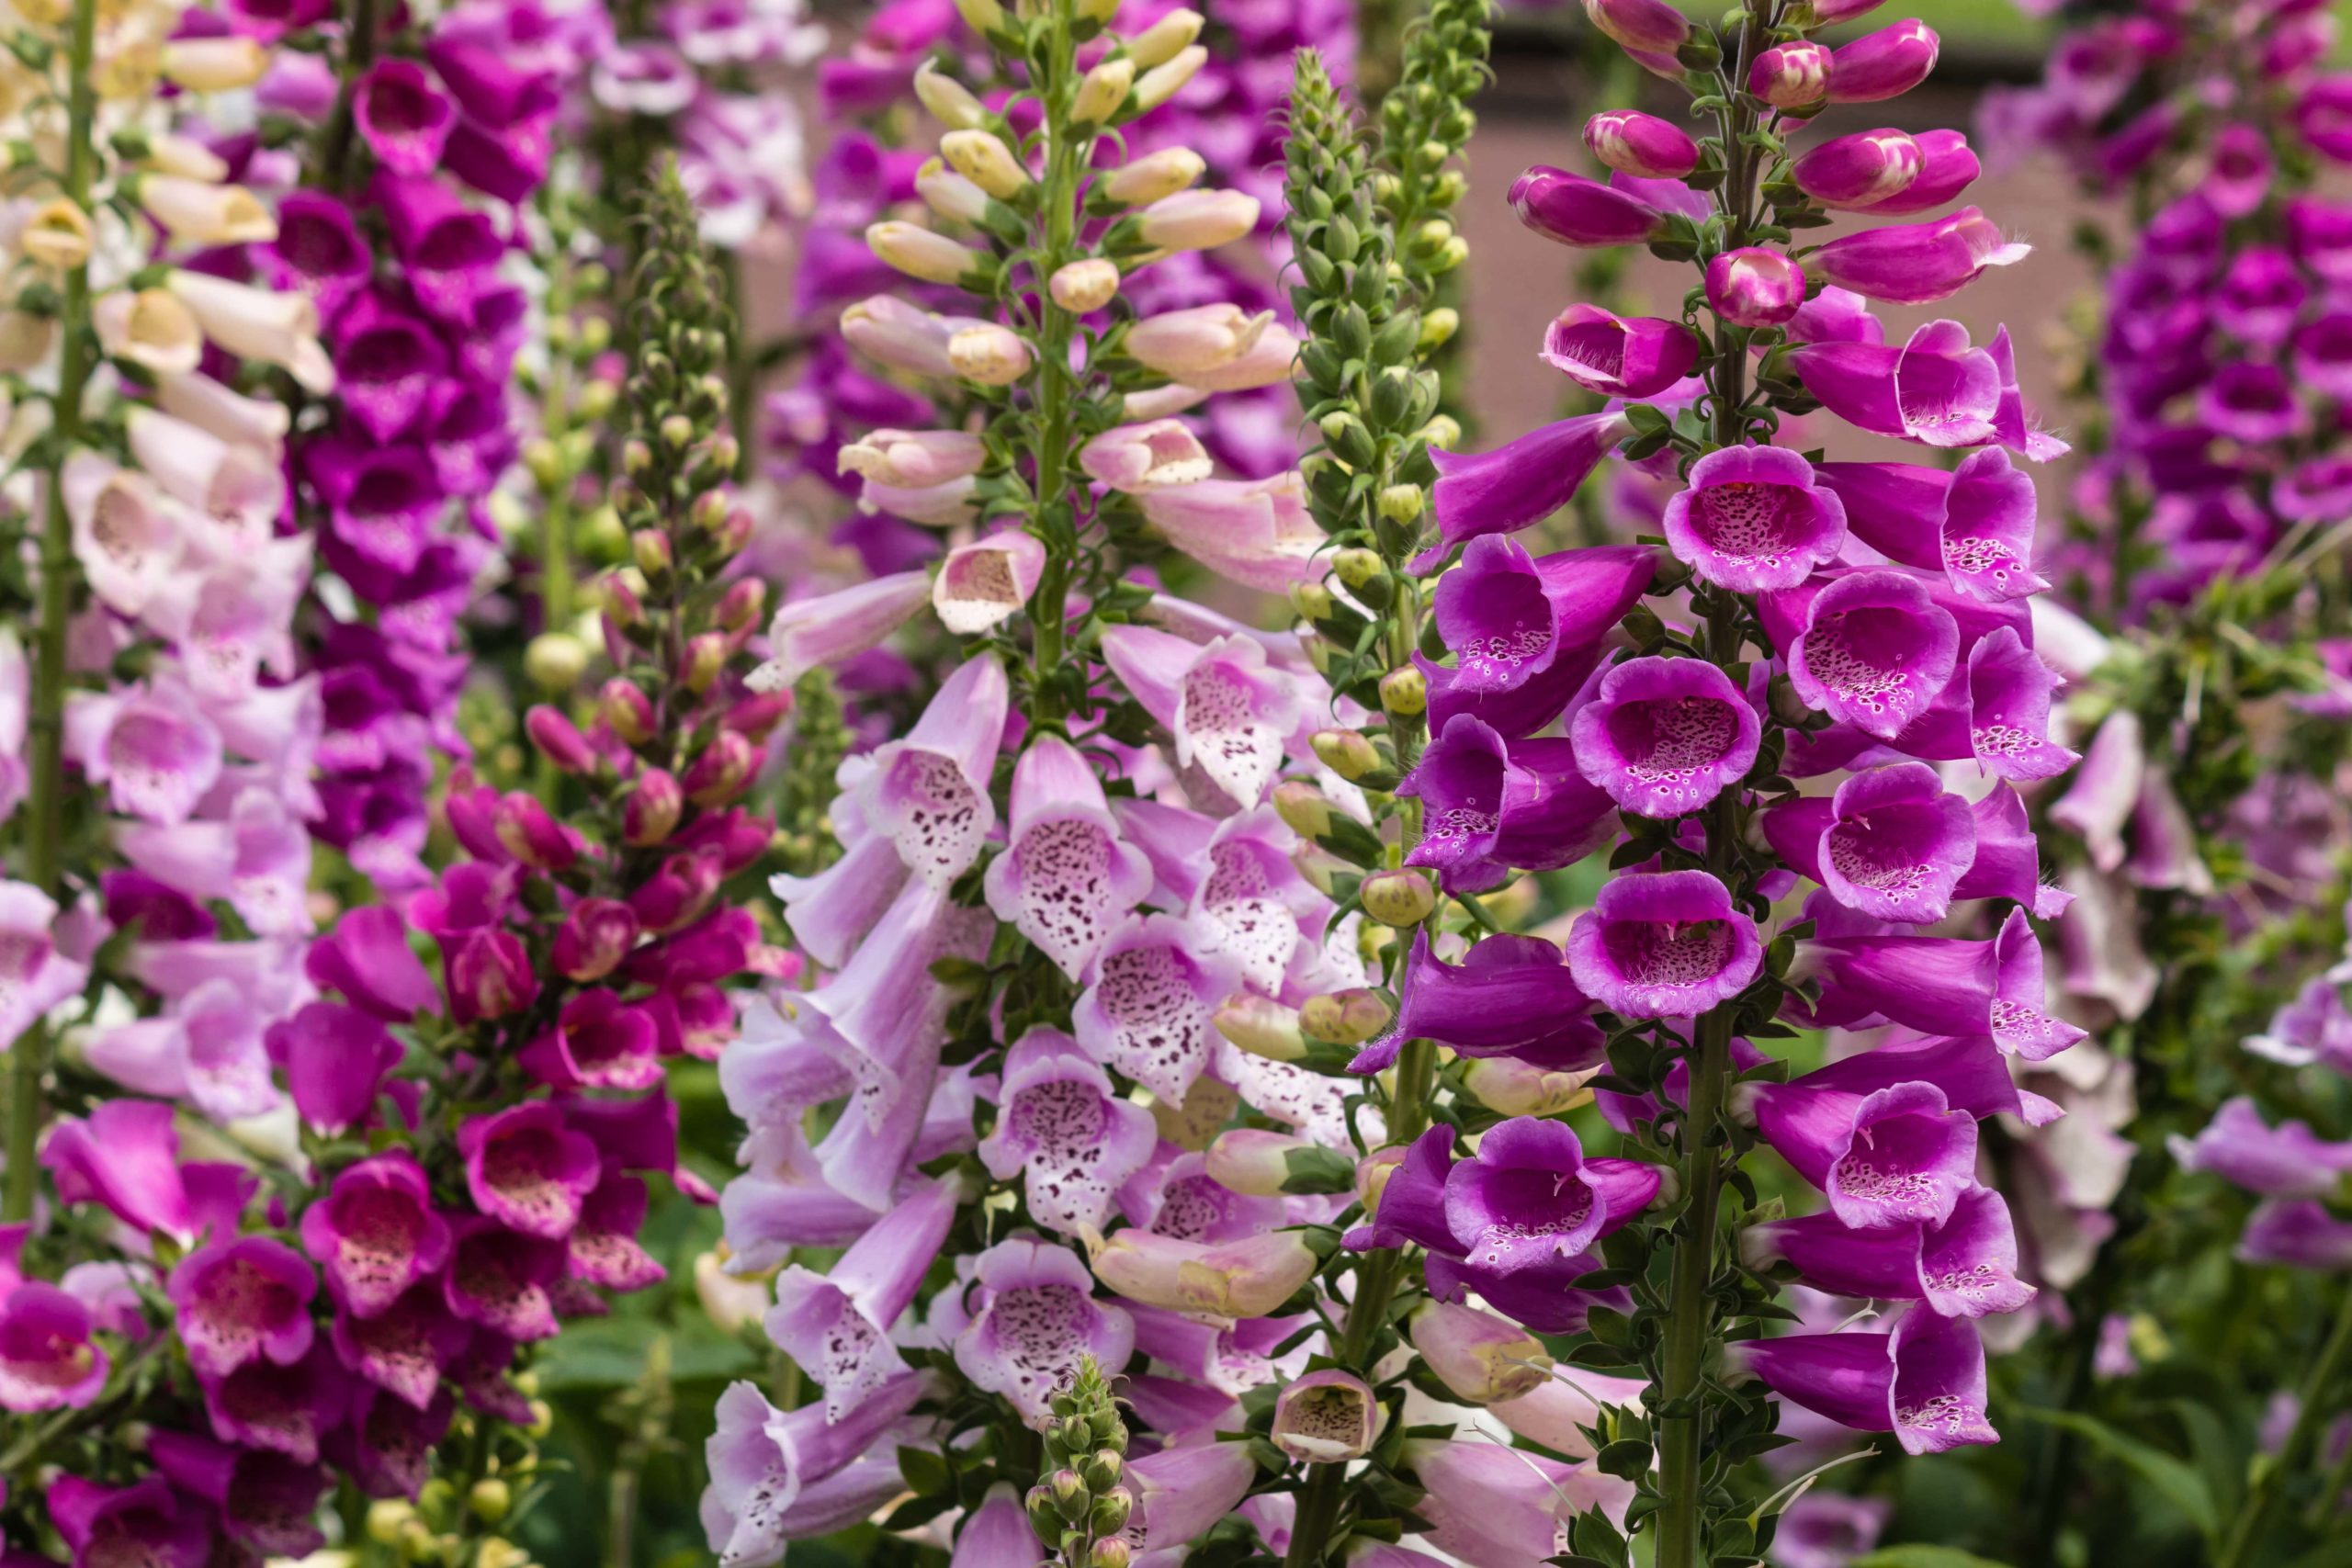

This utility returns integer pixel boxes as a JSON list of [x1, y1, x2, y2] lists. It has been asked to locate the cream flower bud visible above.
[[1072, 57, 1134, 125], [1049, 258, 1120, 313], [166, 270, 332, 391], [942, 129, 1029, 198], [1102, 147, 1205, 207], [140, 175, 277, 245], [95, 288, 203, 375], [1132, 44, 1206, 113], [161, 37, 269, 92], [947, 323, 1033, 385], [1127, 6, 1203, 67], [1136, 187, 1260, 252], [1125, 303, 1270, 375], [20, 198, 92, 269], [141, 133, 230, 182], [154, 368, 290, 454], [837, 428, 985, 489], [867, 220, 982, 285], [1212, 994, 1305, 1061], [913, 60, 987, 129], [0, 312, 52, 374], [915, 157, 991, 224], [953, 0, 1005, 34]]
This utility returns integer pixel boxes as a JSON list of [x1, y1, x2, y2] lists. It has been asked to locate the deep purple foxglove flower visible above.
[[1541, 304, 1702, 399], [1583, 109, 1699, 178], [1729, 1307, 1995, 1453], [51, 1473, 214, 1566], [1760, 762, 1975, 922], [1791, 319, 2053, 457], [977, 1027, 1159, 1235], [1661, 445, 1848, 592], [2247, 978, 2352, 1075], [2239, 1200, 2352, 1270], [1102, 626, 1304, 807], [1567, 655, 1761, 818], [1402, 716, 1618, 894], [2171, 1097, 2352, 1198], [166, 1235, 316, 1380], [1791, 907, 2087, 1060], [1705, 246, 1808, 328], [1961, 627, 2079, 782], [1811, 208, 2028, 305], [980, 734, 1154, 981], [766, 1179, 956, 1420], [441, 1219, 564, 1343], [1744, 1185, 2034, 1318], [1776, 570, 1959, 739], [951, 1238, 1134, 1423], [356, 60, 457, 176], [1442, 1117, 1660, 1271], [2199, 362, 2308, 445], [1565, 869, 1763, 1018], [1792, 129, 1924, 209], [1420, 412, 1632, 569], [457, 1102, 603, 1239], [1817, 449, 2046, 603], [1074, 912, 1243, 1104], [1357, 930, 1600, 1074], [1743, 1076, 1979, 1229], [0, 1283, 108, 1413], [1510, 165, 1668, 248], [1429, 536, 1653, 697], [514, 990, 662, 1090], [299, 1153, 452, 1318]]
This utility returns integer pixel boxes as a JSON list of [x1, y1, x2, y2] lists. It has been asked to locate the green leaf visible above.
[[1850, 1550, 2018, 1568], [2013, 1407, 2219, 1540]]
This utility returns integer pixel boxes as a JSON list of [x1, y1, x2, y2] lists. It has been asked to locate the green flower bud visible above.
[[1332, 547, 1385, 590], [1378, 665, 1427, 718], [1272, 780, 1334, 838], [1377, 483, 1424, 524], [524, 632, 588, 694], [1300, 988, 1394, 1046], [1309, 727, 1380, 781], [469, 1479, 512, 1524], [1360, 868, 1437, 928], [1290, 581, 1336, 620]]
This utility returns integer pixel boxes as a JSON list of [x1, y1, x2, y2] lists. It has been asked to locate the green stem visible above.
[[1026, 10, 1081, 727], [5, 0, 99, 1227], [307, 0, 380, 194], [2216, 1282, 2352, 1568]]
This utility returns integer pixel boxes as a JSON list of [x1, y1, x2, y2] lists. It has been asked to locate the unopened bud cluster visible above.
[[1025, 1356, 1136, 1568]]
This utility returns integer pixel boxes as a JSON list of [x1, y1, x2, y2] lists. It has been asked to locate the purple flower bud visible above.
[[1580, 0, 1689, 52], [526, 705, 594, 773], [625, 768, 684, 845], [1748, 41, 1832, 108], [1510, 165, 1668, 248], [1704, 246, 1806, 328], [600, 677, 655, 744], [630, 848, 723, 932], [1565, 868, 1763, 1019], [1812, 207, 2028, 305], [552, 897, 640, 981], [683, 729, 758, 807], [1792, 129, 1924, 209], [1583, 109, 1699, 178], [1827, 20, 1939, 103], [1541, 303, 1702, 398], [1857, 128, 1980, 215], [492, 791, 582, 870], [444, 930, 537, 1023]]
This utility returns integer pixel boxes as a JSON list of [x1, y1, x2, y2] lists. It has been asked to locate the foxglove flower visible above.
[[1074, 913, 1244, 1104], [1565, 869, 1764, 1019], [299, 1154, 451, 1318], [767, 1179, 957, 1421], [1428, 536, 1653, 697], [1760, 762, 1976, 922], [1791, 908, 2087, 1060], [949, 1238, 1134, 1423], [1745, 1186, 2035, 1318], [982, 735, 1154, 981], [1660, 445, 1849, 592], [978, 1028, 1160, 1235], [1730, 1307, 1996, 1454], [1101, 626, 1305, 807], [1541, 305, 1702, 398], [1567, 655, 1762, 818], [1442, 1118, 1661, 1271], [1420, 413, 1632, 568]]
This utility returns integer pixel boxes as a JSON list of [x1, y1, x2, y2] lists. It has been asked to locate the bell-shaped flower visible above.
[[2246, 978, 2352, 1075], [1402, 715, 1617, 894], [1430, 536, 1654, 698], [701, 1371, 933, 1567], [982, 735, 1153, 981], [84, 975, 278, 1124], [1121, 1441, 1260, 1556], [1745, 1184, 2032, 1317], [62, 455, 183, 618], [1074, 912, 1243, 1104], [516, 990, 662, 1090], [0, 1283, 108, 1412], [1761, 762, 1976, 922], [1404, 1438, 1634, 1564], [950, 1237, 1135, 1424], [41, 1098, 219, 1245], [948, 1484, 1044, 1568], [1792, 321, 2057, 459], [978, 1028, 1158, 1235], [1958, 626, 2078, 782], [1408, 1297, 1552, 1404], [1817, 448, 2046, 604], [1541, 304, 1702, 398], [1729, 1306, 1996, 1454], [851, 653, 1008, 892], [1359, 929, 1600, 1074], [1791, 907, 2086, 1060], [747, 570, 931, 693], [166, 1235, 316, 1380], [307, 904, 438, 1022], [167, 268, 333, 391], [1742, 1072, 1978, 1229], [1861, 128, 1979, 216], [1102, 626, 1304, 807], [2170, 1097, 2352, 1199], [2049, 710, 2143, 872], [1443, 1117, 1661, 1272], [1566, 869, 1763, 1019], [1080, 419, 1214, 491], [1117, 803, 1327, 996], [934, 531, 1047, 635], [1139, 472, 1323, 590], [458, 1101, 603, 1239], [440, 1218, 563, 1343], [1568, 655, 1761, 818], [0, 880, 89, 1051], [1774, 570, 1960, 740], [1810, 207, 2027, 305], [1419, 413, 1631, 570], [329, 1282, 468, 1410], [1418, 644, 1600, 743], [768, 1178, 958, 1422], [1272, 1368, 1379, 1463], [299, 1153, 450, 1318], [51, 1473, 215, 1564], [65, 678, 224, 825], [1661, 445, 1848, 592]]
